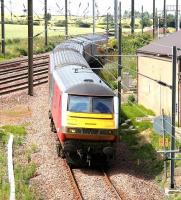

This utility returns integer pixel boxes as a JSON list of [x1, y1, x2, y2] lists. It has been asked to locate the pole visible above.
[[106, 13, 109, 44], [161, 109, 167, 179], [93, 0, 95, 34], [10, 0, 13, 22], [179, 11, 180, 30], [158, 17, 160, 39], [170, 46, 177, 189], [28, 0, 33, 96], [1, 0, 5, 55], [65, 0, 68, 38], [176, 0, 178, 31], [141, 5, 144, 34], [44, 0, 48, 45], [118, 2, 122, 124], [114, 0, 118, 39], [106, 13, 109, 55], [153, 0, 155, 39], [163, 0, 166, 35], [156, 8, 158, 36], [131, 0, 135, 34]]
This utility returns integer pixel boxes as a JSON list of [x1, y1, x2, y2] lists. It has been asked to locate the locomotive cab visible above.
[[58, 83, 119, 166]]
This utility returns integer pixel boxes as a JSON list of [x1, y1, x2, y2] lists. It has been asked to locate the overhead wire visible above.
[[3, 0, 181, 147], [65, 34, 173, 89], [80, 47, 181, 145], [87, 41, 181, 137], [3, 0, 173, 148]]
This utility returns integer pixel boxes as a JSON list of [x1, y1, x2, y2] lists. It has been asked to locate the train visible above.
[[48, 34, 119, 166]]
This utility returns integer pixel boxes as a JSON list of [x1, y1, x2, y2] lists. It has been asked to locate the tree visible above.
[[143, 11, 150, 18], [167, 14, 175, 27], [140, 16, 152, 28], [46, 13, 51, 21], [123, 10, 129, 18], [102, 14, 114, 24]]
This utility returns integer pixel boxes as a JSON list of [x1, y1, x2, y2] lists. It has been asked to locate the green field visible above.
[[0, 15, 145, 62], [0, 24, 104, 39], [0, 23, 105, 61]]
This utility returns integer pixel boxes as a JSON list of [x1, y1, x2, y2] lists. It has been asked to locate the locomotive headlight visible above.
[[67, 128, 82, 134], [68, 128, 76, 133]]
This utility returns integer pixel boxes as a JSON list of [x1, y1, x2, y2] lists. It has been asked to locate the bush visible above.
[[16, 47, 28, 56], [54, 20, 66, 27], [122, 23, 130, 28], [97, 22, 107, 26], [128, 94, 135, 104], [45, 43, 55, 52], [108, 38, 118, 49], [13, 38, 20, 44], [33, 21, 40, 26], [75, 20, 91, 28], [6, 39, 13, 45]]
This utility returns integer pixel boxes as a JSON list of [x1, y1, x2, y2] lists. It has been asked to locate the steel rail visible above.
[[0, 67, 48, 81], [0, 54, 49, 69], [0, 61, 49, 75], [63, 161, 83, 200], [0, 75, 48, 91], [0, 70, 48, 85], [103, 171, 124, 200], [0, 79, 48, 95], [0, 55, 49, 96]]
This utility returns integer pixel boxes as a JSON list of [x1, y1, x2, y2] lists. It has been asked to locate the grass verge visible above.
[[121, 103, 164, 177], [0, 125, 37, 200]]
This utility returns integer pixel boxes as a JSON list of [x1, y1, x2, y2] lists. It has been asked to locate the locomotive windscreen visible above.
[[68, 95, 113, 114]]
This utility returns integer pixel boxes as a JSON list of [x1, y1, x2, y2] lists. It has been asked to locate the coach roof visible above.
[[54, 40, 84, 54], [53, 50, 89, 68]]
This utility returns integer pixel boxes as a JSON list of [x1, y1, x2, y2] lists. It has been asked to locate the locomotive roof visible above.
[[53, 50, 89, 68], [54, 65, 115, 96], [66, 83, 114, 96]]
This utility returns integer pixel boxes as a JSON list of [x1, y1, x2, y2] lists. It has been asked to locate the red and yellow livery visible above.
[[49, 35, 119, 166]]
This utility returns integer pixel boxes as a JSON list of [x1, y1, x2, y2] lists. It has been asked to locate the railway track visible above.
[[0, 54, 49, 96], [103, 170, 126, 200], [63, 161, 84, 200], [63, 160, 125, 200]]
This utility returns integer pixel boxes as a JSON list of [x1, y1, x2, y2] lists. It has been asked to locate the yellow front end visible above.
[[67, 112, 115, 129], [64, 112, 117, 141]]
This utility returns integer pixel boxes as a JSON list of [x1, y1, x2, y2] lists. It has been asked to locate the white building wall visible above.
[[138, 56, 179, 118]]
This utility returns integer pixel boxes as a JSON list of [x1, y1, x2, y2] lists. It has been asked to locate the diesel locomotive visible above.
[[49, 35, 119, 166]]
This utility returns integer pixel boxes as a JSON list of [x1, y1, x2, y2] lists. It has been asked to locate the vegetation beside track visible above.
[[0, 35, 64, 61], [0, 125, 37, 200], [99, 33, 152, 86], [121, 102, 181, 199], [121, 103, 164, 176]]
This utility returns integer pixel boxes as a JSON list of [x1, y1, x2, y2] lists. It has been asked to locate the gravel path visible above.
[[0, 84, 166, 200], [109, 142, 165, 200]]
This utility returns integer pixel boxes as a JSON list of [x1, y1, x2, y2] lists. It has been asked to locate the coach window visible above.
[[68, 95, 90, 113], [92, 97, 113, 113]]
